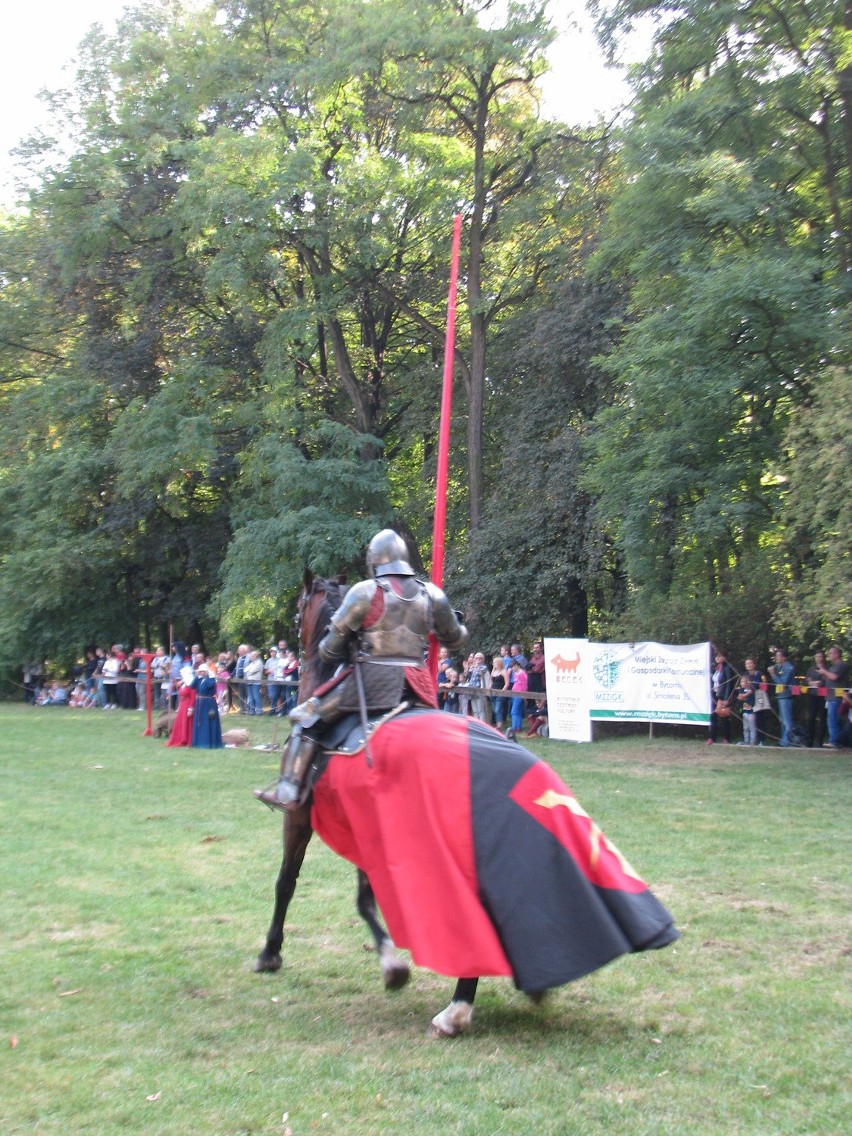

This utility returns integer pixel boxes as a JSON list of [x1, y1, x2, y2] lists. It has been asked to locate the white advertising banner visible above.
[[544, 639, 711, 735], [588, 641, 710, 723], [543, 638, 593, 742]]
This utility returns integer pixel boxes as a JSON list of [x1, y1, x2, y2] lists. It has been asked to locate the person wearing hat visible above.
[[256, 528, 468, 810], [264, 646, 282, 716], [190, 660, 223, 748], [166, 662, 196, 747]]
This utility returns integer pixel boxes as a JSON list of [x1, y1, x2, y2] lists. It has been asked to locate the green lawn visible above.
[[1, 704, 849, 1135]]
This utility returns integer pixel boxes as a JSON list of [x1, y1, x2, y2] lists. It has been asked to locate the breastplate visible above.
[[358, 580, 432, 664]]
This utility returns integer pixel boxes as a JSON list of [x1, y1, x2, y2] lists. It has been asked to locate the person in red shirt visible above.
[[528, 640, 546, 693]]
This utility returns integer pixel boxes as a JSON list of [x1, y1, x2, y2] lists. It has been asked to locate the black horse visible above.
[[255, 571, 678, 1036]]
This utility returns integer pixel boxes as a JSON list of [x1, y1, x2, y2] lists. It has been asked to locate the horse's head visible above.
[[296, 569, 348, 701]]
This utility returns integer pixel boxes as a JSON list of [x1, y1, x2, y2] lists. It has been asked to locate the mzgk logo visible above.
[[593, 648, 622, 690]]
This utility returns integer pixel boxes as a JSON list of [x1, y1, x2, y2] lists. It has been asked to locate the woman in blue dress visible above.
[[191, 662, 224, 749]]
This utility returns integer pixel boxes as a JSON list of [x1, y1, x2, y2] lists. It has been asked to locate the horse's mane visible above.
[[298, 572, 348, 701]]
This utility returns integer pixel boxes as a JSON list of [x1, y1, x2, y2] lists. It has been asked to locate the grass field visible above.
[[1, 704, 849, 1135]]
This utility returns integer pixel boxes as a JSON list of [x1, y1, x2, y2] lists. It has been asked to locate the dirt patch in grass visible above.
[[47, 922, 121, 943], [795, 937, 852, 965]]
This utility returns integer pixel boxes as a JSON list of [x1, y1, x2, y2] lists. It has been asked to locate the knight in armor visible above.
[[255, 529, 468, 810]]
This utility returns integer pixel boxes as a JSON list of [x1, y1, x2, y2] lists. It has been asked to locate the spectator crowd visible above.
[[436, 640, 549, 740], [21, 638, 852, 750], [23, 641, 300, 716], [708, 644, 851, 750]]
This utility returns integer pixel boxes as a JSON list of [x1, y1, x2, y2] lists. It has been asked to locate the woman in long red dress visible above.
[[166, 680, 196, 747]]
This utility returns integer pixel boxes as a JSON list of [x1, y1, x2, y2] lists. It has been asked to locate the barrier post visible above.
[[141, 651, 156, 736]]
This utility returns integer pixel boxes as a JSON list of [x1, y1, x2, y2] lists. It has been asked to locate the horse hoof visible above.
[[378, 940, 410, 990], [254, 953, 282, 973], [427, 1022, 451, 1039], [382, 960, 410, 990], [428, 1001, 473, 1038]]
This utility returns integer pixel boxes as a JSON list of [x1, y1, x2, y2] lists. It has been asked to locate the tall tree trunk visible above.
[[839, 3, 852, 270], [465, 302, 487, 533]]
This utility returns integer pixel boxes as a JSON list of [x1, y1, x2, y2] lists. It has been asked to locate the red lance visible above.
[[427, 213, 463, 680]]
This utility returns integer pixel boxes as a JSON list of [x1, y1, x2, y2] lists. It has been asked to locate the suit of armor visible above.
[[323, 577, 435, 665], [304, 575, 467, 722], [328, 573, 465, 658], [255, 530, 468, 811]]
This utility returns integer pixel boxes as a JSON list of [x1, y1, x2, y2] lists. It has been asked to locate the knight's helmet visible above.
[[366, 529, 415, 578]]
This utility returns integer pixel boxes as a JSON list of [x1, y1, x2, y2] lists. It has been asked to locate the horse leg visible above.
[[254, 805, 313, 972], [428, 977, 479, 1038], [355, 868, 410, 990]]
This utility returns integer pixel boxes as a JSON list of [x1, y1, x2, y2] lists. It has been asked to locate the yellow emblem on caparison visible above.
[[533, 790, 641, 881]]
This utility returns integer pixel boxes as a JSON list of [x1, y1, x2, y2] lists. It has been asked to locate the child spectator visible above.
[[68, 681, 88, 707], [736, 675, 757, 746], [440, 668, 460, 713], [282, 648, 300, 713], [215, 655, 231, 713], [524, 696, 548, 738], [38, 680, 69, 705], [151, 646, 170, 710]]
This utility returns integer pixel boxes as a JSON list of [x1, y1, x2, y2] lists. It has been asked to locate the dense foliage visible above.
[[0, 0, 848, 674]]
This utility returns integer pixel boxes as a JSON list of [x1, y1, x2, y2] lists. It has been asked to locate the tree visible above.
[[0, 3, 246, 665], [776, 366, 852, 647], [214, 420, 391, 637], [592, 0, 852, 275], [357, 0, 561, 530], [584, 0, 849, 642], [450, 223, 630, 642], [8, 0, 788, 668]]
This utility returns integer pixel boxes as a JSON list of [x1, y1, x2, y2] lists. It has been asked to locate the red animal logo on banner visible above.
[[551, 652, 581, 673]]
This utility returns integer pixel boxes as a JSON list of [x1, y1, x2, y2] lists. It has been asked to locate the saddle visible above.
[[310, 701, 413, 756]]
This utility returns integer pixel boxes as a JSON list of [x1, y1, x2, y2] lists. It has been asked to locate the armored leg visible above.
[[288, 695, 321, 726], [254, 725, 318, 811]]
